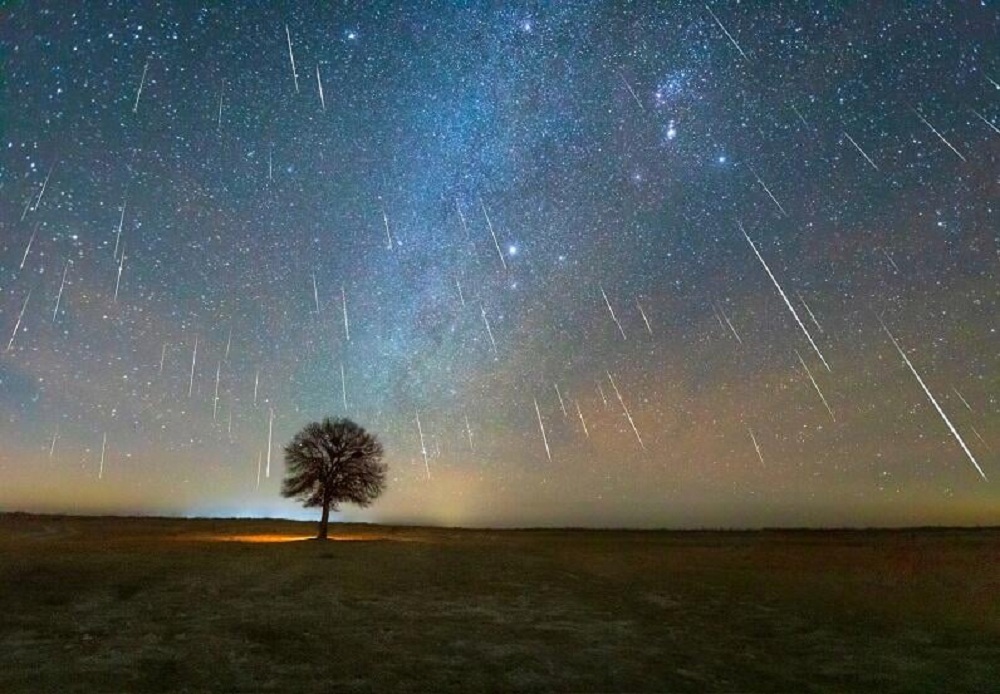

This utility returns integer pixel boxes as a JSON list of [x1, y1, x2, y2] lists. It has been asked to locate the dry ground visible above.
[[1, 514, 998, 692]]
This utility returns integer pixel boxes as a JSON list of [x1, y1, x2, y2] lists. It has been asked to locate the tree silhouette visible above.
[[281, 417, 387, 539]]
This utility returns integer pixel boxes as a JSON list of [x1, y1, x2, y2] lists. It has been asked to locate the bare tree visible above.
[[281, 417, 386, 539]]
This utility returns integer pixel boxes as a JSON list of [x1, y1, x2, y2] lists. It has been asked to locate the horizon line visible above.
[[2, 510, 998, 534]]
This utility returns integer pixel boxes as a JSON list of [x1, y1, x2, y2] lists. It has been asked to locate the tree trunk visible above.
[[318, 498, 331, 540]]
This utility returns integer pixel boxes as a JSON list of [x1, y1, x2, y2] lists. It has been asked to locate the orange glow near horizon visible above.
[[210, 534, 316, 543], [184, 532, 411, 543]]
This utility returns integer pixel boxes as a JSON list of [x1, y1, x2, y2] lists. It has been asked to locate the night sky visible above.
[[1, 1, 998, 527]]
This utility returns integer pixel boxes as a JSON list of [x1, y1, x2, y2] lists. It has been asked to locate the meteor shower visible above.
[[1, 2, 998, 691]]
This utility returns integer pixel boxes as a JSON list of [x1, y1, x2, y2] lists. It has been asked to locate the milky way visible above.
[[1, 2, 998, 527]]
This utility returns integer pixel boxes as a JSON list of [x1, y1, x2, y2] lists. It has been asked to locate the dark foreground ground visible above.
[[1, 515, 997, 693]]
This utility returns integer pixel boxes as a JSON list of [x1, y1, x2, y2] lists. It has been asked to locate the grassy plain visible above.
[[1, 514, 997, 692]]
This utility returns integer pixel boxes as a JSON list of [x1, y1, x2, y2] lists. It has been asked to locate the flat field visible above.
[[1, 514, 997, 692]]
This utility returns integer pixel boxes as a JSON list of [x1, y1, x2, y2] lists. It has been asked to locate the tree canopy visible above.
[[281, 417, 386, 538]]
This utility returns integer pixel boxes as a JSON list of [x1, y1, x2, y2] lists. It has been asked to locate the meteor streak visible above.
[[705, 4, 749, 61], [913, 108, 966, 162], [113, 243, 125, 302], [382, 209, 393, 249], [32, 165, 54, 212], [797, 291, 824, 333], [971, 109, 1000, 136], [790, 103, 810, 128], [464, 414, 474, 452], [881, 248, 900, 273], [618, 70, 645, 111], [480, 304, 498, 355], [843, 131, 879, 170], [747, 165, 788, 217], [217, 79, 225, 130], [6, 291, 30, 352], [133, 59, 149, 113], [285, 25, 299, 93], [879, 317, 987, 481], [952, 387, 972, 412], [415, 411, 430, 478], [53, 260, 69, 322], [455, 200, 470, 240], [748, 427, 765, 467], [213, 361, 222, 421], [600, 285, 627, 340], [636, 298, 653, 335], [341, 286, 350, 340], [20, 224, 37, 270], [340, 361, 348, 410], [316, 64, 325, 111], [480, 199, 507, 271], [114, 199, 126, 261], [554, 383, 568, 416], [712, 304, 727, 332], [597, 382, 609, 407], [971, 426, 991, 452], [607, 371, 644, 450], [575, 400, 590, 438], [740, 221, 830, 371], [795, 349, 835, 422], [188, 336, 198, 397], [717, 302, 742, 344], [533, 397, 552, 461]]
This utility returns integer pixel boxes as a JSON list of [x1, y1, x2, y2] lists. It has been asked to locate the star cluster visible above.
[[1, 2, 998, 527]]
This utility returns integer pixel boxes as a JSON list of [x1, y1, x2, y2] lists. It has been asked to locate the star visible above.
[[0, 0, 994, 529]]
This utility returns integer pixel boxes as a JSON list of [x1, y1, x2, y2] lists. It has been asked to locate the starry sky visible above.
[[1, 1, 998, 528]]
